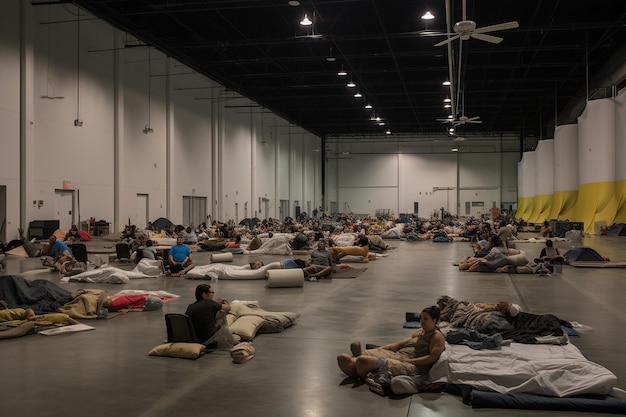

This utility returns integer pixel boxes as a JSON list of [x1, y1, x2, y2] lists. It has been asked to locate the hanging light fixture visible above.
[[347, 79, 356, 88], [354, 90, 362, 98], [442, 79, 451, 86], [143, 48, 154, 134], [365, 103, 372, 109], [385, 129, 392, 135], [443, 96, 451, 103], [74, 7, 83, 127], [326, 47, 336, 62], [337, 65, 347, 76], [421, 10, 435, 20], [300, 13, 312, 26]]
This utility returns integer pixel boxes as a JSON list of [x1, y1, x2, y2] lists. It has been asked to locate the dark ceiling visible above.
[[67, 0, 626, 138]]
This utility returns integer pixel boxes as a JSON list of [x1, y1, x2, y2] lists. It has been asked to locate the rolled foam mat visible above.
[[266, 269, 304, 288], [211, 252, 234, 263]]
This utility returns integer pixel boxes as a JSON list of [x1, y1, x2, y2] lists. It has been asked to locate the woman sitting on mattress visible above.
[[336, 305, 446, 393]]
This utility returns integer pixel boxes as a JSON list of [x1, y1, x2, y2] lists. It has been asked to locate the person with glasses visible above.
[[185, 284, 231, 346]]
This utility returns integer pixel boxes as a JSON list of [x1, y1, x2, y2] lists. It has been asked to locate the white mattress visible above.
[[429, 341, 617, 397]]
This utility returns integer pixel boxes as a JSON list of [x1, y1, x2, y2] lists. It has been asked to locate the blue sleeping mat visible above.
[[471, 390, 626, 414]]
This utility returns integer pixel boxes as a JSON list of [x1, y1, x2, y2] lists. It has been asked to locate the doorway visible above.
[[183, 196, 207, 227], [279, 199, 289, 221], [0, 185, 6, 243], [55, 189, 76, 231], [135, 194, 149, 228]]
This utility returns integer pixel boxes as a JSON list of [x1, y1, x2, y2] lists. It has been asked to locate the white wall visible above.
[[1, 2, 522, 240]]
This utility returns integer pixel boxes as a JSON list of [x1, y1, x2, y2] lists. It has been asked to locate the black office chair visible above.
[[164, 313, 219, 348], [115, 242, 132, 262], [70, 243, 89, 269]]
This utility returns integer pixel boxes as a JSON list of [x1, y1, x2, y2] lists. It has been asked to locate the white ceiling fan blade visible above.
[[473, 21, 519, 34], [471, 33, 503, 44], [466, 116, 481, 123], [434, 34, 460, 47], [418, 30, 452, 37]]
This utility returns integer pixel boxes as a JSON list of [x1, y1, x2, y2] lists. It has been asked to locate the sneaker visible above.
[[304, 277, 317, 282], [365, 371, 392, 396], [350, 341, 362, 357]]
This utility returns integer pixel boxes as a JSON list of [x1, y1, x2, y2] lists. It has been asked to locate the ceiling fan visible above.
[[437, 114, 482, 127], [434, 19, 519, 47]]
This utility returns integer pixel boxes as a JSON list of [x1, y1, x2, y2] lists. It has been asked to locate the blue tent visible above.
[[564, 247, 605, 262], [606, 223, 626, 236]]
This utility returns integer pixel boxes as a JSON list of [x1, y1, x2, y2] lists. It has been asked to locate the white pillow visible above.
[[148, 342, 205, 359]]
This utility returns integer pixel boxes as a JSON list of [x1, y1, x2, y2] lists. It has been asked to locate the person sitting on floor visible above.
[[168, 236, 195, 276], [185, 284, 231, 347], [302, 240, 335, 281], [541, 220, 553, 238], [47, 235, 74, 274], [141, 239, 159, 260], [535, 239, 565, 264], [182, 226, 198, 244], [336, 305, 446, 394], [64, 225, 81, 244]]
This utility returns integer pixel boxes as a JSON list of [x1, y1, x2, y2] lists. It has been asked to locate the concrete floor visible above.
[[1, 233, 625, 417]]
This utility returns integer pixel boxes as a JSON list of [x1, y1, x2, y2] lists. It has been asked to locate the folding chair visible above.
[[70, 243, 89, 269], [135, 248, 144, 264], [115, 242, 132, 262], [164, 313, 221, 347]]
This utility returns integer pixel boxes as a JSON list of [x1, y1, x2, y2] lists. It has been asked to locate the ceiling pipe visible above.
[[546, 43, 626, 137]]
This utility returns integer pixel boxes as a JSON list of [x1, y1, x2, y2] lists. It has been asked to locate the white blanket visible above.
[[429, 341, 617, 397], [186, 261, 283, 280], [244, 234, 293, 255], [61, 259, 163, 284]]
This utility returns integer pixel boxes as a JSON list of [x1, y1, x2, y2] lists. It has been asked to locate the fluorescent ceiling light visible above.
[[347, 80, 356, 88]]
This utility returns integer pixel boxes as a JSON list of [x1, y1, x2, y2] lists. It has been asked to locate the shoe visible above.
[[350, 341, 362, 357], [365, 371, 392, 396], [389, 375, 420, 395], [305, 276, 317, 281]]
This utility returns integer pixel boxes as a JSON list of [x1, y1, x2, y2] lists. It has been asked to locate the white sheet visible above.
[[429, 341, 617, 397], [186, 261, 283, 280], [61, 259, 163, 284]]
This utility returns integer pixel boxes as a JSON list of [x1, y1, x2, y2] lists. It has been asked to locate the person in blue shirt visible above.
[[48, 235, 74, 274], [168, 236, 194, 276]]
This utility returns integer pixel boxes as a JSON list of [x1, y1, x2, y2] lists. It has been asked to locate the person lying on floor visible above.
[[328, 236, 377, 262], [0, 300, 35, 322], [186, 260, 284, 280], [337, 305, 446, 393]]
